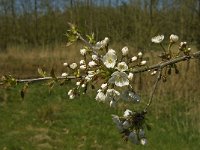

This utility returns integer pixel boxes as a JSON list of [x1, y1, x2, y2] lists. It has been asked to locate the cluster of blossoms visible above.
[[62, 39, 147, 106], [61, 32, 191, 145], [112, 109, 148, 145]]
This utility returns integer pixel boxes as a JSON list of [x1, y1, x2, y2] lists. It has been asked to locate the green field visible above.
[[0, 83, 199, 150]]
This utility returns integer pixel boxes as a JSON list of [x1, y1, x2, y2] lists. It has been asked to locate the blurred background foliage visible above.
[[0, 0, 200, 51]]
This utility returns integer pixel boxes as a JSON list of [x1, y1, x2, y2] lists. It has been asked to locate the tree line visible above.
[[0, 0, 200, 51]]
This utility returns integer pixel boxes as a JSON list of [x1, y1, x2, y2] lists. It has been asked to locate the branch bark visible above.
[[0, 51, 200, 85]]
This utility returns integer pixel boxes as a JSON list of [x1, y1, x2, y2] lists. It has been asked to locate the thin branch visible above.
[[144, 68, 162, 112], [0, 51, 200, 85]]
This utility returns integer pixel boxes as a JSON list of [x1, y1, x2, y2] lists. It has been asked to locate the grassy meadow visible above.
[[0, 45, 200, 150]]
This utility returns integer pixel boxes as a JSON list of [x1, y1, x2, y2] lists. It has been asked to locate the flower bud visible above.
[[121, 46, 129, 56], [88, 61, 97, 68], [110, 100, 116, 107], [80, 60, 85, 65], [70, 63, 77, 69], [81, 84, 86, 88], [61, 72, 68, 77], [80, 48, 87, 55], [101, 83, 107, 90], [80, 65, 86, 70], [140, 60, 147, 65], [63, 62, 68, 66], [92, 55, 98, 60], [76, 81, 81, 86], [131, 56, 137, 62], [170, 34, 179, 43], [138, 52, 143, 58], [140, 138, 147, 145], [128, 73, 134, 80]]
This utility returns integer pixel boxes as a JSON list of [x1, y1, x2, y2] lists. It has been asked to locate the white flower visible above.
[[128, 131, 139, 144], [95, 91, 106, 102], [122, 120, 131, 129], [121, 46, 129, 56], [170, 34, 179, 43], [102, 49, 117, 68], [138, 52, 143, 58], [140, 60, 147, 66], [80, 60, 85, 65], [63, 62, 68, 66], [128, 73, 134, 80], [108, 71, 129, 87], [151, 35, 164, 43], [101, 83, 107, 90], [70, 63, 77, 69], [81, 84, 86, 88], [140, 138, 147, 145], [95, 37, 109, 49], [117, 62, 128, 72], [68, 89, 73, 96], [80, 65, 86, 70], [110, 100, 116, 107], [106, 89, 120, 101], [131, 56, 137, 62], [124, 109, 133, 117], [61, 72, 68, 77], [76, 81, 81, 86], [69, 94, 75, 99], [85, 75, 92, 82], [92, 54, 98, 60], [80, 48, 87, 55], [88, 61, 97, 68]]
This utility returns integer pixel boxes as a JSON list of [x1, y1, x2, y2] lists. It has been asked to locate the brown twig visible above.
[[144, 68, 162, 112], [0, 51, 200, 85]]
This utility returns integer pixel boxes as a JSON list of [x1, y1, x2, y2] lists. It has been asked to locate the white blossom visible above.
[[101, 83, 107, 90], [76, 81, 81, 86], [138, 52, 143, 58], [140, 138, 147, 145], [128, 73, 134, 80], [110, 100, 116, 107], [61, 72, 68, 77], [68, 89, 73, 96], [117, 62, 128, 72], [140, 60, 147, 65], [80, 60, 85, 65], [70, 63, 78, 69], [170, 34, 179, 43], [85, 75, 92, 82], [121, 46, 129, 56], [88, 61, 97, 68], [131, 56, 137, 62], [124, 109, 133, 117], [151, 35, 164, 43], [102, 49, 117, 68], [106, 89, 120, 101], [63, 62, 68, 66], [108, 71, 129, 87], [81, 84, 86, 88], [95, 90, 106, 102], [95, 37, 109, 49], [69, 94, 75, 99], [80, 48, 87, 55], [80, 65, 86, 70], [92, 54, 98, 60]]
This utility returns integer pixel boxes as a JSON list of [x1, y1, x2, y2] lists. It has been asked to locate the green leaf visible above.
[[38, 68, 46, 77]]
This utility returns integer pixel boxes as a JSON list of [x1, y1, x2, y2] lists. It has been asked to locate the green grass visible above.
[[0, 84, 199, 150]]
